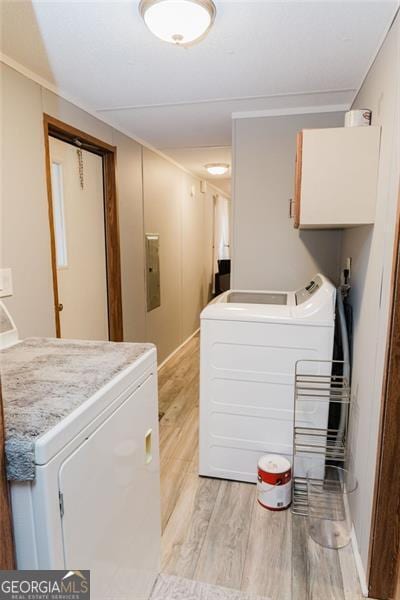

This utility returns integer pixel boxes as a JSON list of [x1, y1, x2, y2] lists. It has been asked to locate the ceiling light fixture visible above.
[[139, 0, 216, 46], [205, 163, 229, 176]]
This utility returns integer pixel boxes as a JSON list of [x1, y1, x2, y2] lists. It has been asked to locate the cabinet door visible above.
[[293, 131, 303, 229], [58, 375, 160, 600], [297, 126, 380, 228]]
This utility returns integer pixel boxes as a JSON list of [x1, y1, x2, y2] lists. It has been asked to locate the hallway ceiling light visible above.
[[139, 0, 216, 46], [205, 163, 229, 176]]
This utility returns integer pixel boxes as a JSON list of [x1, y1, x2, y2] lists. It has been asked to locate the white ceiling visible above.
[[1, 0, 398, 189], [163, 146, 232, 193]]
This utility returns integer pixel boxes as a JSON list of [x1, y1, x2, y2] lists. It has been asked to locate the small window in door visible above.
[[51, 161, 68, 268]]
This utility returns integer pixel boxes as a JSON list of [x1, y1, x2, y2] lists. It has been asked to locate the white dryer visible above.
[[0, 300, 160, 600], [199, 274, 336, 483]]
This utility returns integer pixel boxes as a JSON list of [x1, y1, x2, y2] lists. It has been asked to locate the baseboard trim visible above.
[[351, 527, 369, 597], [157, 328, 200, 371]]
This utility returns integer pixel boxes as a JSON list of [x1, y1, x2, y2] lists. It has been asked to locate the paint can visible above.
[[257, 454, 292, 511], [344, 109, 371, 127]]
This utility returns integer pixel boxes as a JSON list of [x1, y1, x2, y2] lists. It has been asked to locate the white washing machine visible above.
[[199, 274, 336, 483], [0, 301, 160, 600]]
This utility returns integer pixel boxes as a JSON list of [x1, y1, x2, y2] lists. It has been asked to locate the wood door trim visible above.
[[293, 131, 303, 229], [43, 114, 123, 342], [103, 152, 123, 341], [368, 185, 400, 599], [0, 379, 15, 569], [44, 114, 116, 153], [43, 123, 62, 337]]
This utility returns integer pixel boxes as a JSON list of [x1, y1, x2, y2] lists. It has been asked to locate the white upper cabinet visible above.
[[293, 126, 381, 229]]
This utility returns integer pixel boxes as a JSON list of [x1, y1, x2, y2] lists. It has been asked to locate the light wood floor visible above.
[[158, 334, 364, 600]]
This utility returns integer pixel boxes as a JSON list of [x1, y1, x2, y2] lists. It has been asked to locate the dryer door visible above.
[[58, 374, 160, 600]]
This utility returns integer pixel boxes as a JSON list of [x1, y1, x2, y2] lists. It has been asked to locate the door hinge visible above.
[[59, 491, 64, 518]]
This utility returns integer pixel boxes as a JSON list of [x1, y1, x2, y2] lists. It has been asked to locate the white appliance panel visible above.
[[209, 446, 293, 481], [210, 411, 294, 446], [10, 361, 160, 600], [211, 378, 327, 423], [59, 375, 159, 600], [199, 274, 335, 483], [4, 297, 160, 599]]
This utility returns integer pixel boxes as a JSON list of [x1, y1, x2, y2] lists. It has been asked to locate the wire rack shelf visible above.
[[291, 360, 351, 516]]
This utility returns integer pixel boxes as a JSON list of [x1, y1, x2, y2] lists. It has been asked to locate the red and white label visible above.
[[257, 455, 292, 511]]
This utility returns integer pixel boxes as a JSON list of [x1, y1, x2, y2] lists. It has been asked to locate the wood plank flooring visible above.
[[158, 333, 365, 600]]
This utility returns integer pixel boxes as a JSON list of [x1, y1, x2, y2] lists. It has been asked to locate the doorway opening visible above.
[[43, 115, 123, 341]]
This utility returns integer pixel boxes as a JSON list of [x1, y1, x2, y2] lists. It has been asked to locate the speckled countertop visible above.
[[0, 337, 154, 481]]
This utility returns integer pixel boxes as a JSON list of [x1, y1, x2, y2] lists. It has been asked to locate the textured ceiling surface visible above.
[[1, 0, 398, 186]]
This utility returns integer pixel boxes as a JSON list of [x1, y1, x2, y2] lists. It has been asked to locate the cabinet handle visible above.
[[289, 198, 294, 219], [145, 429, 152, 464]]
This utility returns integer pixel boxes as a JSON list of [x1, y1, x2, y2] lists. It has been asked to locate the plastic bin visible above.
[[307, 465, 357, 549]]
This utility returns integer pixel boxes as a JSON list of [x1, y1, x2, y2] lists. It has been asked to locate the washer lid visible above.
[[227, 292, 287, 305], [201, 273, 335, 326]]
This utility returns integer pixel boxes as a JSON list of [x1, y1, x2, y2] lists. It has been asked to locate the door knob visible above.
[[57, 303, 64, 312]]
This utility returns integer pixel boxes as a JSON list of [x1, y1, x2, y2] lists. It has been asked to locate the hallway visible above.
[[158, 335, 365, 600]]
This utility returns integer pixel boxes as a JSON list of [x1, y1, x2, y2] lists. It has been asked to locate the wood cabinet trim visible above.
[[293, 126, 380, 230], [293, 131, 303, 229]]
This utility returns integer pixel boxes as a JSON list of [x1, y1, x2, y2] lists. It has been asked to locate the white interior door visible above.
[[58, 375, 160, 600], [50, 137, 109, 340]]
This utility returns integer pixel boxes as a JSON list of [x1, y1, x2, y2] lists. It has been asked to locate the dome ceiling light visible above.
[[139, 0, 216, 46], [205, 163, 230, 176]]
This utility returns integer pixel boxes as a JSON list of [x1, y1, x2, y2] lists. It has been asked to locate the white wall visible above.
[[0, 62, 215, 363], [142, 149, 184, 362], [113, 132, 147, 342], [143, 149, 214, 362], [340, 12, 400, 576], [181, 174, 213, 340], [232, 111, 344, 290], [1, 65, 55, 337], [230, 67, 399, 579]]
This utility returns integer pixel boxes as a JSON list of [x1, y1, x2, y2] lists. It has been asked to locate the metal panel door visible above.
[[145, 234, 161, 312], [58, 375, 160, 600]]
